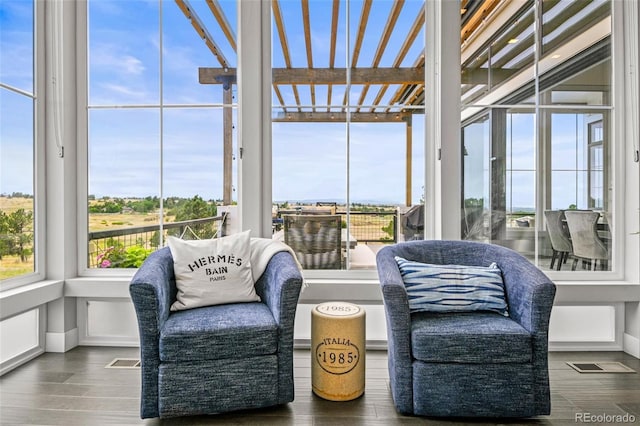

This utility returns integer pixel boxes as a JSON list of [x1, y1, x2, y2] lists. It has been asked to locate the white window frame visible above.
[[72, 0, 638, 291], [1, 0, 46, 291]]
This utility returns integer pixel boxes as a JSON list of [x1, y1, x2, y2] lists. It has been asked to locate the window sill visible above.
[[63, 277, 640, 305], [0, 280, 64, 321], [1, 277, 637, 323]]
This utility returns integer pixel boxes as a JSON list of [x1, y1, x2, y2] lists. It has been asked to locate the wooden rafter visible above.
[[301, 0, 316, 112], [461, 0, 470, 15], [272, 111, 411, 123], [369, 6, 425, 112], [386, 54, 425, 112], [351, 0, 373, 67], [179, 0, 511, 114], [461, 0, 501, 44], [174, 0, 230, 68], [348, 0, 373, 112], [355, 0, 405, 112], [272, 0, 301, 111], [200, 67, 423, 85], [327, 0, 340, 112], [206, 0, 236, 52]]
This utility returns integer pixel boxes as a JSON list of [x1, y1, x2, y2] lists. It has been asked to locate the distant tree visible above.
[[88, 200, 122, 213], [170, 195, 218, 239], [128, 196, 159, 213], [0, 210, 11, 260], [3, 209, 33, 261], [9, 192, 33, 199]]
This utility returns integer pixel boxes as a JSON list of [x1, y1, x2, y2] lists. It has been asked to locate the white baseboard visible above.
[[45, 328, 78, 352], [623, 333, 640, 358], [0, 346, 44, 376]]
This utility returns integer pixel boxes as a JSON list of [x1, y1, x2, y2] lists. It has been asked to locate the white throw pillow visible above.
[[168, 231, 260, 311]]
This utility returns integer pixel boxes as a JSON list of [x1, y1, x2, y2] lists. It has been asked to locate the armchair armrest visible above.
[[129, 247, 175, 334], [376, 249, 412, 338], [375, 247, 413, 414], [253, 251, 303, 404], [491, 246, 556, 336], [254, 251, 303, 329], [129, 246, 176, 419]]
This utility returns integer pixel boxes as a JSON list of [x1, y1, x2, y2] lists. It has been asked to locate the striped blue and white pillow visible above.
[[394, 256, 509, 316]]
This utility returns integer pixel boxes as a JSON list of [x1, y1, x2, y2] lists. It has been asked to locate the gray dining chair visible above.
[[544, 210, 573, 270], [283, 214, 342, 269], [564, 210, 609, 271]]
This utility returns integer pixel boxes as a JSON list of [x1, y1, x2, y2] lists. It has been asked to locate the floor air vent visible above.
[[105, 358, 140, 368], [567, 361, 636, 373]]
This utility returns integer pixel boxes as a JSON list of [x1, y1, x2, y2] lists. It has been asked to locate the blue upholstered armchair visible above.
[[376, 240, 556, 418], [129, 247, 303, 418]]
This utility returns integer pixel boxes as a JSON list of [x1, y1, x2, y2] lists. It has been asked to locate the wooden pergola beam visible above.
[[352, 0, 373, 67], [200, 67, 424, 85], [461, 0, 501, 44], [369, 5, 425, 112], [272, 0, 302, 110], [301, 0, 316, 111], [175, 0, 230, 69], [272, 112, 412, 123], [206, 0, 236, 52], [355, 0, 405, 111], [327, 0, 340, 112]]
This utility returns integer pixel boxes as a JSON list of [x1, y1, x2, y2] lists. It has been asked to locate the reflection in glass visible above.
[[489, 6, 534, 88], [461, 48, 488, 105], [461, 0, 614, 272], [549, 113, 605, 211], [462, 115, 490, 241], [541, 0, 610, 57]]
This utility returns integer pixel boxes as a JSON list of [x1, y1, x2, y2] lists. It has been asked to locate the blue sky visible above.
[[1, 0, 34, 196]]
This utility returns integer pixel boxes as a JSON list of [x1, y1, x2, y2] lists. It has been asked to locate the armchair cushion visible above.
[[395, 256, 508, 316], [167, 231, 259, 311], [159, 302, 278, 362], [411, 312, 532, 363]]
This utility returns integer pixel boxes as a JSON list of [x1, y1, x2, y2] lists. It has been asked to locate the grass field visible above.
[[0, 256, 34, 280], [0, 196, 34, 214], [1, 197, 35, 279]]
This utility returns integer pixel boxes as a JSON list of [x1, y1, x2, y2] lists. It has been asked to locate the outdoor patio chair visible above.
[[283, 214, 342, 269], [376, 240, 556, 417]]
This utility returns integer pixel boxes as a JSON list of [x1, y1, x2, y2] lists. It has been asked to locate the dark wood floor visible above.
[[1, 347, 639, 425]]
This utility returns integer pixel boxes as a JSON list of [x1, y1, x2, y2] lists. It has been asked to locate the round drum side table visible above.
[[311, 301, 366, 401]]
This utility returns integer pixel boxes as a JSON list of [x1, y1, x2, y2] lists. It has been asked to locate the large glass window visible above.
[[461, 0, 613, 273], [271, 0, 426, 271], [0, 0, 37, 282], [86, 0, 238, 269]]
